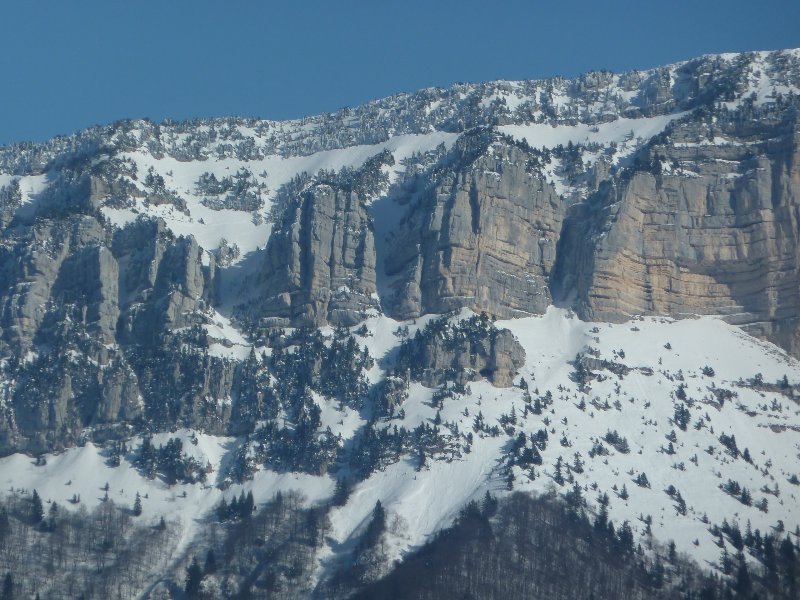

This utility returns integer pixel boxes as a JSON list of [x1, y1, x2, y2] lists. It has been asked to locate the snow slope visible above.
[[100, 131, 458, 264], [4, 309, 798, 580]]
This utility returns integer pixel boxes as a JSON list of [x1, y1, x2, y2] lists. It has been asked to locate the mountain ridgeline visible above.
[[2, 49, 800, 600], [0, 49, 799, 458]]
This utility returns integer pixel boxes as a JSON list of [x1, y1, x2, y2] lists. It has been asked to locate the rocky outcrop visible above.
[[114, 218, 212, 344], [0, 201, 224, 452], [386, 131, 565, 320], [553, 108, 800, 355], [243, 182, 378, 329], [0, 216, 110, 354], [396, 315, 526, 388], [373, 375, 409, 418]]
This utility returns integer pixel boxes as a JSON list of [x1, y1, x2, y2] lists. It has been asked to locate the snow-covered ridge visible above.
[[1, 48, 797, 266], [2, 48, 797, 171], [100, 130, 460, 261]]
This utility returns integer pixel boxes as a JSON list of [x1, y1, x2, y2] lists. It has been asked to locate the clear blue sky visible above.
[[1, 0, 798, 146]]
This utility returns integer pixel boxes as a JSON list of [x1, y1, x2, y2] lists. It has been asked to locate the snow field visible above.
[[3, 308, 797, 577]]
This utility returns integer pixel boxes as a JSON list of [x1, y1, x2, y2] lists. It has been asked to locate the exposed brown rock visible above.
[[554, 112, 800, 355], [386, 135, 565, 321]]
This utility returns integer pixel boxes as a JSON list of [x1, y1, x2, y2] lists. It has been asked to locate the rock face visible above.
[[114, 218, 212, 343], [245, 182, 377, 329], [0, 202, 223, 452], [1, 48, 800, 455], [386, 131, 565, 320], [553, 107, 800, 355], [396, 314, 526, 388]]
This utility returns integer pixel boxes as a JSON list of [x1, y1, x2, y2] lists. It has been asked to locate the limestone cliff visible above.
[[0, 205, 222, 453], [553, 104, 800, 354], [385, 130, 565, 320], [244, 182, 377, 329]]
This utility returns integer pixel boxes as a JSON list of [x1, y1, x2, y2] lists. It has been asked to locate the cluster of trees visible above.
[[215, 491, 255, 522], [4, 480, 799, 599], [355, 487, 800, 599], [227, 327, 373, 478], [718, 432, 742, 459], [195, 167, 265, 211], [229, 315, 479, 482], [126, 324, 232, 430], [315, 149, 394, 200], [134, 436, 209, 484], [673, 402, 691, 431], [371, 376, 408, 420], [603, 429, 631, 454], [228, 348, 275, 434], [0, 179, 21, 226], [347, 418, 462, 480], [721, 479, 747, 501], [178, 490, 327, 599], [342, 501, 391, 587], [354, 491, 715, 600], [270, 327, 372, 412], [0, 489, 175, 599], [711, 517, 800, 597], [142, 166, 188, 211], [0, 487, 336, 599], [90, 323, 383, 486], [507, 429, 546, 471], [248, 416, 340, 476]]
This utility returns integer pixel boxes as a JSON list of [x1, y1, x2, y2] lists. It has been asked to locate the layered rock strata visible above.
[[553, 109, 800, 354]]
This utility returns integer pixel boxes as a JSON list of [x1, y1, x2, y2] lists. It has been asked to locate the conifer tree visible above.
[[184, 556, 203, 598], [735, 560, 751, 594], [30, 490, 44, 524], [333, 478, 350, 507], [133, 492, 142, 516], [243, 491, 255, 518], [0, 508, 9, 541], [553, 457, 565, 486], [216, 497, 228, 521], [361, 501, 386, 549], [481, 491, 498, 517], [566, 481, 584, 509], [47, 501, 59, 531], [594, 492, 609, 532]]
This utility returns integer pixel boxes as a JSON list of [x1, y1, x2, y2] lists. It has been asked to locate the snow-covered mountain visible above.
[[0, 48, 799, 598]]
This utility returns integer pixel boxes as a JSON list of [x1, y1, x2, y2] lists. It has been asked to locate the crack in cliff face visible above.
[[299, 190, 317, 313], [468, 182, 481, 235]]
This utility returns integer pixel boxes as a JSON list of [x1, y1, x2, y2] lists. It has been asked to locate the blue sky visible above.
[[0, 0, 798, 145]]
